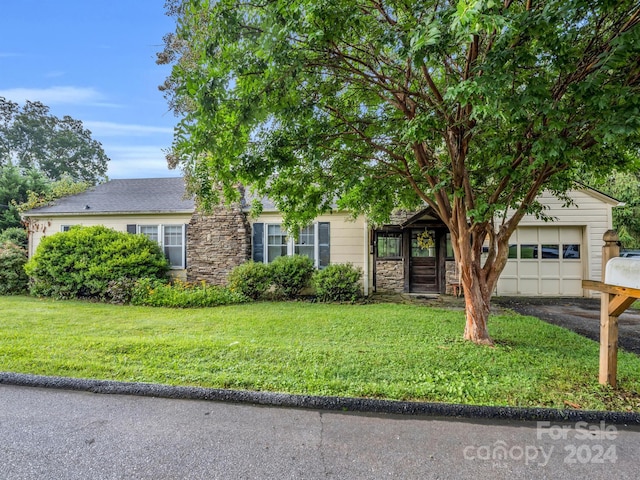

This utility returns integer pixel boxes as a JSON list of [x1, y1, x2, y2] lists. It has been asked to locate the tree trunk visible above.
[[462, 278, 493, 346]]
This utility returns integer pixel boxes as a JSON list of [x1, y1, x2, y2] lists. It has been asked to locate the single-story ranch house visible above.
[[23, 177, 620, 297]]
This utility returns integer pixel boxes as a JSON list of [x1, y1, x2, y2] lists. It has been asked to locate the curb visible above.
[[2, 371, 640, 425]]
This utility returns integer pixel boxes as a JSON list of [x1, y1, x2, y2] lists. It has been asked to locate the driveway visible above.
[[493, 297, 640, 355]]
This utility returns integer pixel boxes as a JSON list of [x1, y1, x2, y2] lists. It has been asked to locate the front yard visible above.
[[1, 295, 640, 411]]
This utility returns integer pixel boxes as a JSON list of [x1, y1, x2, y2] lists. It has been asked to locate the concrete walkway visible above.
[[2, 384, 640, 479]]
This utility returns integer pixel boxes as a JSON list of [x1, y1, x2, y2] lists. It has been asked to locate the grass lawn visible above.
[[1, 295, 640, 412]]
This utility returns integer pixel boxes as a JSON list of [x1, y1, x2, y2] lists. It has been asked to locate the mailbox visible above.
[[605, 257, 640, 290]]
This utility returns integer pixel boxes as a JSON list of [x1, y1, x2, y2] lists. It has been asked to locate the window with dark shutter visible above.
[[318, 222, 330, 268], [126, 224, 137, 234], [252, 222, 264, 263]]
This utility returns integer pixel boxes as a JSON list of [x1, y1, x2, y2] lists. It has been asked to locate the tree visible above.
[[584, 166, 640, 249], [0, 165, 49, 231], [0, 97, 109, 184], [160, 0, 640, 344]]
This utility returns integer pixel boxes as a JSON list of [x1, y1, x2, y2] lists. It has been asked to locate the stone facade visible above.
[[375, 259, 405, 293], [186, 204, 251, 285]]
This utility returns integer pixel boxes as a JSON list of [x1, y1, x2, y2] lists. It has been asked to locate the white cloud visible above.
[[84, 121, 174, 137], [104, 145, 177, 179], [0, 86, 119, 107]]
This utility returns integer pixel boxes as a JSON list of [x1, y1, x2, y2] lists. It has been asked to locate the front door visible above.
[[409, 229, 438, 293]]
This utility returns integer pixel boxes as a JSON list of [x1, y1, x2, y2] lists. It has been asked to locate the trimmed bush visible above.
[[227, 261, 272, 300], [0, 242, 29, 295], [24, 225, 169, 300], [0, 227, 28, 250], [312, 263, 363, 302], [131, 278, 248, 308], [269, 254, 315, 299]]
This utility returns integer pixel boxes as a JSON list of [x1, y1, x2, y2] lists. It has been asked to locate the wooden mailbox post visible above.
[[582, 230, 640, 388]]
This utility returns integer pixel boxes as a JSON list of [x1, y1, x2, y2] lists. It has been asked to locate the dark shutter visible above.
[[252, 223, 264, 263], [126, 224, 137, 234], [318, 222, 330, 268]]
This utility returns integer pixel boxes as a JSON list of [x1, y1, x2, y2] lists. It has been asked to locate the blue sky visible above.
[[0, 1, 179, 179]]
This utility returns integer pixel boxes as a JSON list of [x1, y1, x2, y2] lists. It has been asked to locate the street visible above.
[[2, 384, 640, 479]]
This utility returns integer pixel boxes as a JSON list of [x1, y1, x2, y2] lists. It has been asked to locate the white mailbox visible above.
[[605, 257, 640, 290]]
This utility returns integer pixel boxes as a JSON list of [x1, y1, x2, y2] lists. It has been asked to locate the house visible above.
[[23, 177, 620, 297]]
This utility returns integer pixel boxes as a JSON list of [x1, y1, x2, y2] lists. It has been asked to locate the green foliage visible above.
[[131, 277, 248, 308], [227, 260, 272, 300], [25, 225, 169, 300], [0, 165, 50, 231], [0, 242, 28, 295], [0, 97, 109, 184], [0, 227, 27, 249], [313, 263, 362, 303], [583, 168, 640, 249], [269, 255, 315, 299], [17, 175, 90, 213]]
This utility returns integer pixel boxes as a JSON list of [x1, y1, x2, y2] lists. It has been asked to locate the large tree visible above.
[[0, 97, 109, 184], [160, 0, 640, 344]]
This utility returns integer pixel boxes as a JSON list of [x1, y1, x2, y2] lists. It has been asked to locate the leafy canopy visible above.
[[162, 0, 640, 233], [0, 97, 109, 184]]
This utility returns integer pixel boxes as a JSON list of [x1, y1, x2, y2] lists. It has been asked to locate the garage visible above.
[[496, 226, 585, 296]]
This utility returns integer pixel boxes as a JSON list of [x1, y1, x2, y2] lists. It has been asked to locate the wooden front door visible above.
[[409, 229, 438, 293]]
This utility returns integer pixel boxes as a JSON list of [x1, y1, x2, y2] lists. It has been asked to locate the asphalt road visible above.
[[2, 384, 640, 479]]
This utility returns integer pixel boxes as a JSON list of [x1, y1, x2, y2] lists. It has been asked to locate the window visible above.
[[377, 232, 402, 258], [508, 244, 517, 259], [139, 225, 159, 244], [253, 222, 330, 268], [61, 225, 72, 232], [137, 224, 186, 269], [562, 244, 580, 259], [295, 225, 315, 260], [267, 224, 288, 262], [520, 244, 538, 259]]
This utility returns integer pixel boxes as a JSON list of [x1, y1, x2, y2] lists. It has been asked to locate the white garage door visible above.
[[496, 226, 584, 296]]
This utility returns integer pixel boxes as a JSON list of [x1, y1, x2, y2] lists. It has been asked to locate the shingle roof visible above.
[[25, 177, 195, 216]]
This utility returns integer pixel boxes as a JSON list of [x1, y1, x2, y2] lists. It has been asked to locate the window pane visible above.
[[541, 244, 559, 259], [163, 225, 184, 268], [411, 230, 435, 258], [164, 225, 183, 246], [294, 225, 315, 262], [508, 244, 517, 258], [520, 244, 537, 259], [267, 224, 288, 262], [377, 233, 402, 258], [164, 246, 183, 267], [563, 244, 580, 259], [139, 225, 159, 244]]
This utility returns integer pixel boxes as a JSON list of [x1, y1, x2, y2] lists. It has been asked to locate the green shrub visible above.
[[131, 277, 248, 308], [103, 277, 139, 304], [0, 242, 29, 295], [313, 263, 363, 303], [24, 225, 169, 300], [227, 261, 272, 300], [0, 227, 28, 249], [269, 255, 315, 299]]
